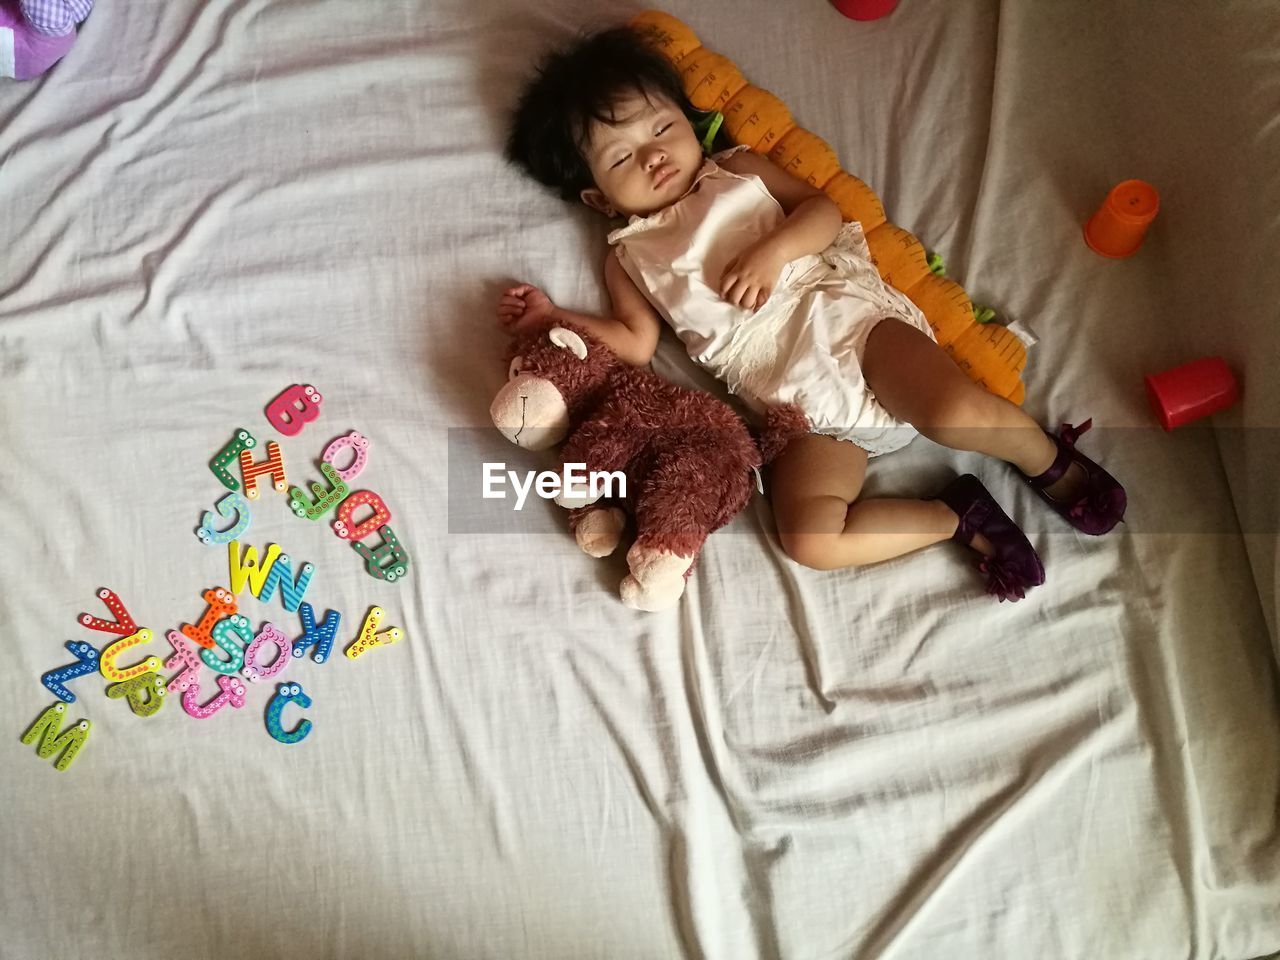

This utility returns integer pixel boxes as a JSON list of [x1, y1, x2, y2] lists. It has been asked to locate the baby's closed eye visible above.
[[609, 123, 674, 169]]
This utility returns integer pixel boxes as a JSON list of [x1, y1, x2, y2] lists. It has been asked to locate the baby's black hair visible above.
[[505, 25, 692, 202]]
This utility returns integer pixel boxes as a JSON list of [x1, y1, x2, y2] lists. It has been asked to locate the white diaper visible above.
[[703, 221, 935, 457]]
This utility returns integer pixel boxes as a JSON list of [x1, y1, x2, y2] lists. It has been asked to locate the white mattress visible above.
[[3, 1, 1279, 958]]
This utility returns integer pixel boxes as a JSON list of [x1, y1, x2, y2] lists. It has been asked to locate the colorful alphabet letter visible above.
[[196, 492, 252, 545], [78, 587, 137, 636], [181, 675, 248, 719], [344, 606, 404, 661], [180, 587, 238, 650], [106, 672, 167, 717], [201, 613, 254, 675], [211, 429, 257, 491], [21, 703, 90, 771], [41, 641, 100, 703], [164, 629, 203, 693], [351, 525, 409, 582], [322, 431, 370, 483], [227, 541, 281, 596], [288, 462, 349, 521], [242, 623, 292, 682], [265, 384, 323, 437], [99, 629, 162, 683], [265, 682, 313, 744], [292, 603, 342, 665], [239, 441, 287, 500], [257, 554, 315, 612], [332, 491, 391, 542]]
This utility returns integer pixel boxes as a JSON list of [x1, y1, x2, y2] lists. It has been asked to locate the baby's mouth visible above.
[[652, 166, 677, 189]]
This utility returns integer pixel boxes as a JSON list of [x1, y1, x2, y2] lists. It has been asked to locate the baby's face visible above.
[[580, 92, 704, 219]]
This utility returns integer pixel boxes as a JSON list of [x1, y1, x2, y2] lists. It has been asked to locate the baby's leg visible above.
[[771, 433, 959, 570], [862, 319, 1066, 485]]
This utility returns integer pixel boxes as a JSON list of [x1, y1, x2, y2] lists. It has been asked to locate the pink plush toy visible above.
[[1, 0, 92, 81], [491, 322, 809, 611]]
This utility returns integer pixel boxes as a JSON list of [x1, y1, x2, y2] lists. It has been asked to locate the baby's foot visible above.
[[1021, 420, 1127, 535], [1038, 460, 1088, 504], [961, 524, 995, 558], [935, 497, 995, 557], [934, 474, 1044, 602]]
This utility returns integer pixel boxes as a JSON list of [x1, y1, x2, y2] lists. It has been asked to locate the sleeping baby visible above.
[[496, 25, 1126, 601]]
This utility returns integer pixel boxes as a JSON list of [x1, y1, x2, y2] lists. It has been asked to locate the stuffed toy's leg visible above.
[[620, 453, 736, 611], [570, 506, 627, 558], [621, 543, 697, 612]]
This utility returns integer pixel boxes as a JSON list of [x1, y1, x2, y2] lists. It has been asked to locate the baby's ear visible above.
[[579, 187, 615, 218]]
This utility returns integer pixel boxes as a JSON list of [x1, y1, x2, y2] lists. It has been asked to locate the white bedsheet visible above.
[[3, 1, 1278, 958]]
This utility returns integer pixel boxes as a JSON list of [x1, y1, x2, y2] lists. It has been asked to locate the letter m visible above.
[[21, 704, 91, 772]]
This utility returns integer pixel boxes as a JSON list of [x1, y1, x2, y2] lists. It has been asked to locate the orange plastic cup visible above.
[[1084, 179, 1160, 258]]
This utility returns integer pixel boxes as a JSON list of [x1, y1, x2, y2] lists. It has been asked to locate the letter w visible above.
[[227, 541, 282, 596]]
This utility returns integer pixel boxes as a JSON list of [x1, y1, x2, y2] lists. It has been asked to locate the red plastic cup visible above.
[[1085, 180, 1160, 258], [1144, 357, 1240, 430], [831, 0, 900, 20]]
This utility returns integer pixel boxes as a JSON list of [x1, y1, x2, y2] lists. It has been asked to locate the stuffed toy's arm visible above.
[[553, 413, 646, 508]]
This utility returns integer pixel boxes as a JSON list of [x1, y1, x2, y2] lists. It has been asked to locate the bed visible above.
[[3, 1, 1278, 957]]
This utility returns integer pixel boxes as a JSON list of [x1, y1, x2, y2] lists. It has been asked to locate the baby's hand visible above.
[[498, 283, 556, 333], [720, 241, 786, 312]]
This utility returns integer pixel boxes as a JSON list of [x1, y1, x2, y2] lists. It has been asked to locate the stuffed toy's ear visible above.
[[548, 327, 588, 360]]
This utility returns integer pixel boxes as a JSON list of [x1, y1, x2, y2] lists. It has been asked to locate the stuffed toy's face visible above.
[[491, 325, 610, 451]]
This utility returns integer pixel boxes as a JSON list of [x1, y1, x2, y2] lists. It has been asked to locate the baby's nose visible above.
[[644, 147, 668, 170]]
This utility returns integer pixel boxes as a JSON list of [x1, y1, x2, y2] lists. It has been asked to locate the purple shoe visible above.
[[1020, 419, 1126, 535], [935, 474, 1045, 603]]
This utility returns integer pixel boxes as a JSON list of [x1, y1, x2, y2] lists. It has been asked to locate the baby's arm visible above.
[[552, 254, 661, 367], [499, 253, 661, 367], [716, 150, 843, 310], [721, 150, 843, 260]]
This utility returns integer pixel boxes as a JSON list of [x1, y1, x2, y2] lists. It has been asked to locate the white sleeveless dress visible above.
[[607, 144, 936, 457]]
